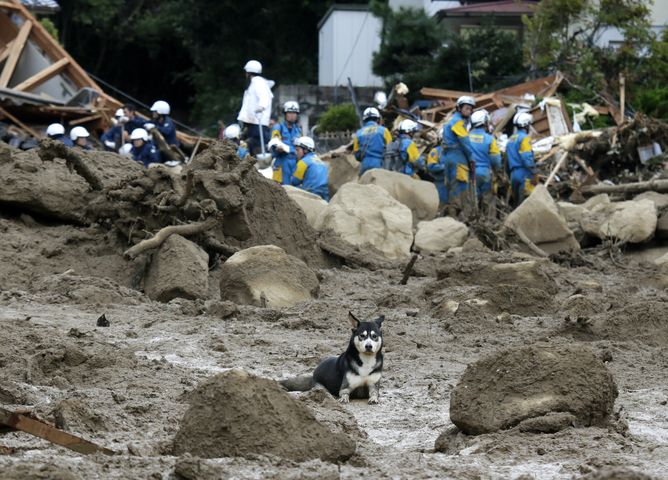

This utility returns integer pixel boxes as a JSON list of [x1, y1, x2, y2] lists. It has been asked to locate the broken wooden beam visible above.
[[0, 105, 42, 138], [581, 179, 668, 196], [544, 151, 569, 187], [14, 57, 70, 92], [0, 19, 32, 88], [0, 407, 114, 455]]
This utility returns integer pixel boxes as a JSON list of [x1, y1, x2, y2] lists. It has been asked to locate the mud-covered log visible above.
[[581, 179, 668, 196]]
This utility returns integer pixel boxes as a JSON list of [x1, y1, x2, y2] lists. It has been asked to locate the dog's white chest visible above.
[[346, 355, 381, 389]]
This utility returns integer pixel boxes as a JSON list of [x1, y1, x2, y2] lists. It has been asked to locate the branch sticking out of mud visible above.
[[124, 213, 224, 260], [37, 139, 104, 191]]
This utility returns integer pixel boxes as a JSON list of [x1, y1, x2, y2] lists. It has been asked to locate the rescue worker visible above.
[[291, 136, 329, 200], [443, 95, 475, 209], [237, 60, 273, 155], [46, 123, 73, 146], [100, 108, 126, 151], [426, 143, 446, 204], [147, 100, 178, 146], [130, 128, 162, 167], [223, 123, 249, 159], [396, 119, 423, 177], [267, 101, 302, 185], [70, 126, 92, 150], [469, 110, 502, 209], [122, 103, 144, 135], [353, 107, 392, 176], [506, 112, 537, 205]]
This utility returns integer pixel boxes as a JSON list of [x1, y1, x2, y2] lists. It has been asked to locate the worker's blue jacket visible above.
[[354, 120, 392, 175], [442, 111, 473, 200], [51, 134, 73, 147], [131, 141, 162, 167], [506, 129, 536, 202], [469, 127, 501, 175], [426, 145, 447, 203], [270, 121, 302, 184], [238, 143, 249, 159], [123, 117, 145, 134], [100, 125, 123, 151], [291, 151, 329, 200], [156, 116, 178, 146], [398, 134, 423, 177]]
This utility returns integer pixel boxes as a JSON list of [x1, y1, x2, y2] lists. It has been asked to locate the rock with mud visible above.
[[219, 245, 319, 308], [578, 469, 657, 480], [557, 201, 588, 231], [315, 183, 413, 260], [516, 412, 577, 433], [52, 398, 107, 434], [359, 168, 439, 222], [586, 302, 668, 346], [505, 185, 580, 253], [634, 191, 668, 210], [32, 273, 145, 305], [172, 369, 356, 462], [581, 199, 657, 243], [326, 154, 359, 197], [414, 217, 468, 254], [283, 185, 328, 228], [144, 234, 209, 302], [450, 343, 618, 434]]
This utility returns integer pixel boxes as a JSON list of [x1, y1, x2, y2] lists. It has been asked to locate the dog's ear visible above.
[[348, 311, 361, 330], [375, 315, 385, 327]]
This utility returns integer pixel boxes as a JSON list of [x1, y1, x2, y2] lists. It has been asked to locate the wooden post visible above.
[[619, 74, 626, 123], [0, 19, 32, 88], [544, 151, 569, 187], [14, 57, 69, 91]]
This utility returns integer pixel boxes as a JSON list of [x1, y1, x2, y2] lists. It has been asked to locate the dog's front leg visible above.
[[368, 381, 380, 404], [338, 379, 351, 404]]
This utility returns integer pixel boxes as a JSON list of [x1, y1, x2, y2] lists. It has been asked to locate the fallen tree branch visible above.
[[513, 226, 549, 258], [400, 254, 419, 285], [580, 179, 668, 196], [124, 214, 223, 259], [37, 139, 104, 191], [544, 151, 568, 188]]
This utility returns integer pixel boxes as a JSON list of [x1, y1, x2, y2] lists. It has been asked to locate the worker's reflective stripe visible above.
[[524, 178, 535, 195], [407, 142, 420, 163], [490, 138, 500, 156], [427, 148, 439, 165], [452, 120, 468, 138], [271, 129, 282, 139], [469, 133, 484, 144], [383, 128, 392, 144], [456, 163, 469, 182], [519, 135, 532, 153], [293, 160, 308, 180], [353, 135, 360, 153], [272, 167, 282, 183]]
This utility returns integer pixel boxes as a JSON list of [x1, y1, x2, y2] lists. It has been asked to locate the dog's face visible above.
[[349, 312, 384, 355]]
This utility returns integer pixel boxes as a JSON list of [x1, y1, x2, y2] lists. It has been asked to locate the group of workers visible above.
[[45, 100, 179, 168]]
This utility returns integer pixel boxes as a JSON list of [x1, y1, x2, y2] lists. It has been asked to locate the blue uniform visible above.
[[270, 121, 302, 185], [131, 141, 162, 167], [442, 111, 473, 202], [397, 134, 423, 177], [354, 120, 393, 175], [156, 116, 178, 146], [426, 145, 447, 203], [291, 151, 329, 200], [506, 129, 536, 203], [51, 134, 73, 147], [100, 125, 123, 151], [469, 127, 501, 198], [238, 143, 249, 159], [123, 117, 145, 135]]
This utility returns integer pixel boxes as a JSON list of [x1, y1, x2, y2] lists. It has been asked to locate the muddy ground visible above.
[[0, 212, 667, 479]]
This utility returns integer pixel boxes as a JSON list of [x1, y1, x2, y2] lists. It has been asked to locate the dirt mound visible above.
[[31, 273, 146, 304], [172, 369, 356, 462], [52, 397, 107, 434], [589, 302, 668, 346], [0, 463, 78, 480], [578, 469, 657, 480], [450, 343, 618, 434]]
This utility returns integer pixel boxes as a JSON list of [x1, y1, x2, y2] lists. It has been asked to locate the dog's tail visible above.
[[279, 374, 315, 392]]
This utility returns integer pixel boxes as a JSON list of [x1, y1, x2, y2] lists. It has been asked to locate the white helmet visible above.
[[114, 108, 125, 117], [294, 136, 315, 151], [398, 119, 418, 133], [471, 109, 490, 128], [130, 128, 149, 141], [363, 107, 380, 121], [514, 112, 534, 128], [70, 126, 90, 141], [46, 123, 65, 137], [150, 100, 170, 115], [244, 60, 262, 74], [283, 101, 300, 113], [224, 124, 241, 140], [456, 95, 476, 109]]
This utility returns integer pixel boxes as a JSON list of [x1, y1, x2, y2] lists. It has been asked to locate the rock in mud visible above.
[[315, 183, 413, 261], [52, 398, 106, 434], [581, 199, 657, 244], [283, 185, 328, 228], [219, 245, 319, 308], [144, 234, 209, 303], [414, 217, 468, 254], [450, 343, 618, 435], [172, 369, 356, 462], [359, 168, 439, 222], [588, 302, 668, 346], [327, 153, 359, 198], [505, 185, 580, 254]]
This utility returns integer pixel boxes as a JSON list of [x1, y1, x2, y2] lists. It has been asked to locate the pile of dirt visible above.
[[449, 343, 618, 435], [585, 301, 668, 346], [30, 273, 146, 304], [172, 369, 356, 462], [0, 463, 78, 480]]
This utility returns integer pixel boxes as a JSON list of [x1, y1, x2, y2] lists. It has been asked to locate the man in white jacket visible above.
[[237, 60, 274, 155]]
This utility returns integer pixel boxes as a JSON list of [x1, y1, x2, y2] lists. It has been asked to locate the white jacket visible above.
[[237, 76, 274, 126]]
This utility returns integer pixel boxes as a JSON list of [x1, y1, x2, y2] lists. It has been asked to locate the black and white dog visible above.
[[281, 312, 384, 404]]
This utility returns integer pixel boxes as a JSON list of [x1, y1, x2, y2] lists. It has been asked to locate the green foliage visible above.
[[371, 8, 524, 94], [317, 104, 359, 133], [634, 87, 668, 121], [39, 17, 59, 40]]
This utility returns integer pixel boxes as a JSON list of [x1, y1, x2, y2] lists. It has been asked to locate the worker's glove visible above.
[[104, 140, 116, 149], [267, 138, 280, 149], [144, 122, 156, 131]]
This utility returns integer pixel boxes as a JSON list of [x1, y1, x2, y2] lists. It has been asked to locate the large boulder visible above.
[[327, 154, 359, 198], [505, 185, 580, 253], [557, 201, 588, 231], [283, 185, 328, 228], [144, 234, 209, 302], [359, 169, 439, 222], [634, 191, 668, 210], [581, 199, 657, 243], [219, 245, 319, 308], [450, 343, 618, 435], [315, 183, 413, 261], [414, 217, 468, 254], [173, 369, 356, 462]]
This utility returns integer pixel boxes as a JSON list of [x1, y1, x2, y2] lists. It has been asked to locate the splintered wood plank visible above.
[[0, 18, 31, 88], [14, 56, 69, 91], [0, 39, 13, 63]]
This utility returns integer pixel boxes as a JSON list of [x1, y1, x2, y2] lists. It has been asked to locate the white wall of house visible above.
[[318, 8, 383, 87]]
